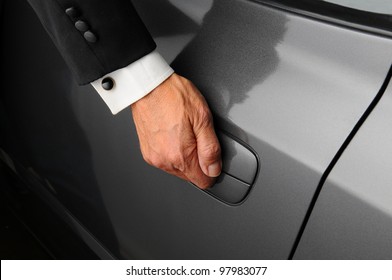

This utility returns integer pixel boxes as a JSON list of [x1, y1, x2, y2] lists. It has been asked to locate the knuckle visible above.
[[168, 153, 186, 172], [201, 143, 221, 159], [141, 152, 152, 166], [196, 178, 214, 190], [145, 154, 164, 170]]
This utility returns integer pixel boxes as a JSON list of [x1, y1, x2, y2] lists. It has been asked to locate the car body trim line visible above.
[[249, 0, 392, 38], [289, 63, 392, 259]]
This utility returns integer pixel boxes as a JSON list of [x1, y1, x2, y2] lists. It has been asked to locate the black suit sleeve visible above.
[[26, 0, 156, 85]]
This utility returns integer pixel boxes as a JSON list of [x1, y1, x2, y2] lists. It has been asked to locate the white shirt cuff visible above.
[[91, 50, 174, 114]]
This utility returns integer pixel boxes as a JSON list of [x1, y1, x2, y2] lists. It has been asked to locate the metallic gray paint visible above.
[[294, 78, 392, 259], [1, 0, 392, 258]]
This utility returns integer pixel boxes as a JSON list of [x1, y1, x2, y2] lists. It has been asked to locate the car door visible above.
[[1, 0, 391, 259]]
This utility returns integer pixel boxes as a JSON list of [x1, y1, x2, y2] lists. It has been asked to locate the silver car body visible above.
[[0, 0, 391, 259]]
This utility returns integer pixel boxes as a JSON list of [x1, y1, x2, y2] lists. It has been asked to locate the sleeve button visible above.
[[84, 31, 98, 43], [65, 7, 79, 19], [75, 20, 89, 32]]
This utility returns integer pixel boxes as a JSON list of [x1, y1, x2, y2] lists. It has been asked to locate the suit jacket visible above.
[[27, 0, 156, 85]]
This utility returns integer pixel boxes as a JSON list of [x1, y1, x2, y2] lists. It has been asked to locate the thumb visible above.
[[196, 122, 222, 178]]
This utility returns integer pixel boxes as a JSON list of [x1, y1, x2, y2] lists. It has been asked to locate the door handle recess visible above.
[[205, 132, 258, 204]]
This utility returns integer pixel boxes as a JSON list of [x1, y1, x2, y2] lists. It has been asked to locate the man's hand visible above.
[[131, 73, 222, 189]]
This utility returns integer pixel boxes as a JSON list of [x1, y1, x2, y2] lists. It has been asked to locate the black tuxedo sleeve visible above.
[[26, 0, 156, 85]]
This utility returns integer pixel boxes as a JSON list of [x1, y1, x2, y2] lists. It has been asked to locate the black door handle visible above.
[[205, 132, 258, 204]]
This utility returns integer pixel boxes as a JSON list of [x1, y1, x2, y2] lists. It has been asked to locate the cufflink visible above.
[[102, 77, 114, 90]]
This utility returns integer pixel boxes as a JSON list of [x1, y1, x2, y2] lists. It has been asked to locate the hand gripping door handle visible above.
[[205, 132, 259, 204]]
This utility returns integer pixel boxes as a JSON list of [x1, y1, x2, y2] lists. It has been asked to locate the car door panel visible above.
[[1, 0, 392, 259], [294, 75, 392, 259]]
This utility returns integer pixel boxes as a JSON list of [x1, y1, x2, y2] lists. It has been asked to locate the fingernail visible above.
[[207, 162, 221, 177]]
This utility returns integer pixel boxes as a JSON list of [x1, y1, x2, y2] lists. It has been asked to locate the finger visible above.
[[141, 149, 191, 183], [195, 120, 222, 178], [159, 152, 214, 189], [166, 168, 190, 183], [183, 152, 216, 189]]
